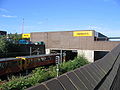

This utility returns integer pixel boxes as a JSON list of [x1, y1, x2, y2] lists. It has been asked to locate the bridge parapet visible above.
[[27, 44, 120, 90]]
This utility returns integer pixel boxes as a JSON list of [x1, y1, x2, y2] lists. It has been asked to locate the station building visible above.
[[30, 30, 120, 62]]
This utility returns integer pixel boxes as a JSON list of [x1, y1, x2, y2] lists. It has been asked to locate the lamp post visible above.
[[56, 56, 60, 77]]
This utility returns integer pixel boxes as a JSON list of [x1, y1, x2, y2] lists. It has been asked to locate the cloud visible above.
[[0, 8, 17, 18], [37, 21, 44, 25], [1, 14, 17, 18], [0, 8, 9, 13], [88, 25, 102, 30]]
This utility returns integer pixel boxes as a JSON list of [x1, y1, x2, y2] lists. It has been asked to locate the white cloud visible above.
[[37, 21, 43, 25], [0, 8, 17, 18], [0, 8, 9, 13], [1, 14, 17, 18], [88, 25, 102, 30]]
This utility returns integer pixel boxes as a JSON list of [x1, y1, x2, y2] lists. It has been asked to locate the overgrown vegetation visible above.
[[8, 33, 22, 42], [0, 37, 13, 54], [0, 33, 22, 54], [0, 33, 30, 57], [0, 56, 89, 90]]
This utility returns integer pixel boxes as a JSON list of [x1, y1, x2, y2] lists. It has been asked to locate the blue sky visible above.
[[0, 0, 120, 37]]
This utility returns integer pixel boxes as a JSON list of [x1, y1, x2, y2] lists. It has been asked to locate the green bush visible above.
[[59, 56, 89, 74], [0, 56, 89, 90]]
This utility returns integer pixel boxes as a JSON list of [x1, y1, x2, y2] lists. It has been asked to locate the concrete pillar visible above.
[[77, 50, 94, 62], [46, 49, 51, 54]]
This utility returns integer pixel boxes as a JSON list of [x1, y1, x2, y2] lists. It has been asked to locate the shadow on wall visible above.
[[94, 51, 109, 61]]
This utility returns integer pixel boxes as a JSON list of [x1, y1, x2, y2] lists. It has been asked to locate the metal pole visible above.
[[22, 18, 24, 34], [37, 48, 39, 55], [56, 64, 59, 77], [61, 50, 62, 62], [30, 47, 32, 56], [26, 70, 28, 75], [56, 56, 60, 77]]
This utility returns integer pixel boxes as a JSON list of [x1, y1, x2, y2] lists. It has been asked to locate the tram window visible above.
[[34, 58, 38, 62], [35, 59, 38, 63], [12, 61, 17, 64], [49, 57, 52, 60], [0, 63, 1, 68], [50, 56, 54, 60], [32, 58, 36, 63], [30, 58, 32, 62], [27, 59, 31, 63], [41, 57, 45, 61], [0, 63, 7, 69], [7, 62, 11, 67], [0, 63, 5, 69], [18, 60, 21, 65], [3, 62, 8, 68], [22, 60, 25, 64], [46, 57, 50, 60], [45, 57, 47, 61], [30, 59, 35, 64], [31, 58, 33, 60], [46, 57, 48, 60], [18, 60, 22, 65], [45, 57, 47, 60], [0, 63, 2, 67], [8, 61, 17, 67], [36, 58, 39, 62], [18, 61, 21, 65], [31, 58, 34, 61], [47, 57, 50, 60], [38, 58, 41, 61]]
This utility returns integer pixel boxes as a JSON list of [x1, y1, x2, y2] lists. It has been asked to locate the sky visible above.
[[0, 0, 120, 37]]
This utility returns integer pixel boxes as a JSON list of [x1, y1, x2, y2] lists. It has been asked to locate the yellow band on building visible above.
[[22, 33, 31, 38], [73, 31, 93, 37]]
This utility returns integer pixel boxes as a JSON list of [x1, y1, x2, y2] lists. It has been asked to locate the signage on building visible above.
[[73, 31, 93, 37], [22, 33, 31, 38]]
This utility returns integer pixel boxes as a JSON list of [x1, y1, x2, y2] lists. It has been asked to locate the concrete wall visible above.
[[31, 30, 95, 49], [30, 30, 120, 62], [31, 30, 120, 51], [77, 50, 94, 62]]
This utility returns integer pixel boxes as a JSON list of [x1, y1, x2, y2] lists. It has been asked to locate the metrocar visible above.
[[0, 58, 22, 76], [0, 54, 60, 76], [16, 54, 59, 70]]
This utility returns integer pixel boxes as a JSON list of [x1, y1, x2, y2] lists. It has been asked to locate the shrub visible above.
[[59, 56, 89, 74], [0, 55, 89, 90]]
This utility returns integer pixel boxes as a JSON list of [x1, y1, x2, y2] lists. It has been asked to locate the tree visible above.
[[0, 36, 14, 54], [8, 33, 22, 42], [0, 33, 22, 57], [0, 38, 9, 53]]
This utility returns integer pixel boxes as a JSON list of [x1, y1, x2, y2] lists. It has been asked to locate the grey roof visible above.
[[0, 58, 20, 62], [16, 54, 59, 59]]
